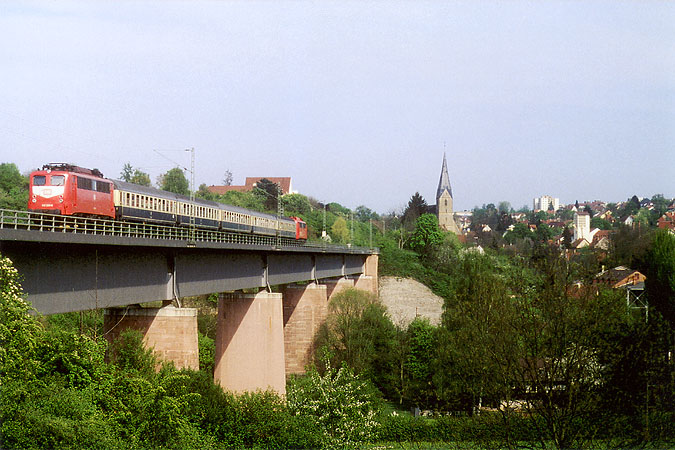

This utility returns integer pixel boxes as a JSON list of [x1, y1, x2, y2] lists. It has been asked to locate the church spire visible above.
[[436, 152, 453, 200]]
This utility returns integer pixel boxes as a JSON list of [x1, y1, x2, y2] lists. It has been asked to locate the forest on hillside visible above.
[[1, 162, 674, 449]]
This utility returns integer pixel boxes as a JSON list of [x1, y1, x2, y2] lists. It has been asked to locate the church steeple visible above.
[[436, 152, 459, 234], [436, 153, 453, 200]]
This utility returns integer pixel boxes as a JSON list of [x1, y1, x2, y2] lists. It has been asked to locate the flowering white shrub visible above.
[[287, 358, 381, 449], [0, 255, 42, 381]]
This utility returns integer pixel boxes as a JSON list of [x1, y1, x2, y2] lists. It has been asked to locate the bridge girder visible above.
[[0, 229, 375, 315]]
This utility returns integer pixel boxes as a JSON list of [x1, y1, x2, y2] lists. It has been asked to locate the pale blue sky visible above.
[[1, 1, 673, 213]]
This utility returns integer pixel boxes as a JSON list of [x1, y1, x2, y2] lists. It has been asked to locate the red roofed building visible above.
[[208, 177, 295, 196], [657, 211, 675, 231], [591, 230, 612, 250], [594, 266, 646, 289]]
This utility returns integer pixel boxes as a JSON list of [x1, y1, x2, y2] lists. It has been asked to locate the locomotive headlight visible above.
[[32, 198, 37, 203], [59, 196, 64, 203]]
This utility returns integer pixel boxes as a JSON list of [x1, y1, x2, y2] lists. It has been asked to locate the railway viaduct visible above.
[[0, 211, 378, 394]]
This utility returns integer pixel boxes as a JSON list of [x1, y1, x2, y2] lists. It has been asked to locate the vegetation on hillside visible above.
[[1, 164, 674, 448]]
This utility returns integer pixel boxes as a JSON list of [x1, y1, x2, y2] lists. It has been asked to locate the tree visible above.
[[404, 318, 437, 407], [130, 169, 151, 186], [590, 216, 612, 230], [196, 183, 216, 201], [314, 288, 399, 398], [159, 167, 189, 195], [562, 226, 573, 249], [504, 222, 533, 244], [253, 178, 280, 211], [120, 162, 134, 182], [0, 163, 29, 210], [498, 201, 512, 214], [402, 193, 427, 230], [331, 216, 350, 244], [282, 193, 312, 216], [558, 208, 575, 221], [650, 194, 670, 220], [326, 202, 351, 216], [222, 170, 233, 186], [355, 205, 379, 222], [409, 214, 443, 256], [641, 230, 675, 325], [634, 209, 651, 227], [441, 251, 631, 449], [534, 223, 554, 242], [219, 190, 266, 212], [472, 203, 499, 232], [497, 210, 514, 232], [620, 195, 641, 218], [120, 163, 151, 186], [534, 210, 549, 223]]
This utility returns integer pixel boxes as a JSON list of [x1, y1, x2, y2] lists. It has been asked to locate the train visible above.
[[28, 163, 308, 241]]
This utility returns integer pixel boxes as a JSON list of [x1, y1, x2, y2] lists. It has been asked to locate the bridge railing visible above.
[[0, 209, 376, 253]]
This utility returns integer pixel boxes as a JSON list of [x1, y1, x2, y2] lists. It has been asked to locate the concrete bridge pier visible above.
[[354, 254, 379, 296], [281, 283, 328, 375], [214, 291, 286, 395], [103, 304, 199, 370], [323, 277, 355, 300]]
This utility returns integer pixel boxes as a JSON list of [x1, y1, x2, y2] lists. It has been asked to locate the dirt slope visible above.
[[378, 276, 444, 327]]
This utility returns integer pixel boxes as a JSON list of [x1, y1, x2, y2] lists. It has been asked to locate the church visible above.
[[433, 154, 459, 234]]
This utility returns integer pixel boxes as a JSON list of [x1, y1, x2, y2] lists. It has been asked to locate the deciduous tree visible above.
[[0, 163, 28, 210], [409, 213, 443, 256], [331, 216, 350, 244], [159, 167, 189, 195]]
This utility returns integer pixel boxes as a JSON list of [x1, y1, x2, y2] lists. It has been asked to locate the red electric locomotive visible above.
[[28, 163, 115, 218], [292, 216, 308, 240]]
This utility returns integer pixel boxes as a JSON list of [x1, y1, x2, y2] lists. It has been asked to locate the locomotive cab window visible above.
[[51, 175, 65, 186], [33, 175, 46, 186]]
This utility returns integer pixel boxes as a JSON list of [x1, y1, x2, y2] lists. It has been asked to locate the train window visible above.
[[51, 175, 65, 186], [96, 182, 111, 194], [33, 175, 46, 186], [77, 177, 93, 190]]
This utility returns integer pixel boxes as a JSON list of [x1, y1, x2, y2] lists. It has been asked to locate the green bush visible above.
[[108, 329, 156, 376], [0, 380, 122, 450], [198, 332, 215, 375], [287, 361, 382, 448]]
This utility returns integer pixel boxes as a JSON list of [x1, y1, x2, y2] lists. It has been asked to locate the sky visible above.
[[1, 1, 673, 214]]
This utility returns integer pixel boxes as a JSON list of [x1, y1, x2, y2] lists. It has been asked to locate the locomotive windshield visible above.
[[33, 175, 46, 186], [51, 175, 65, 186]]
